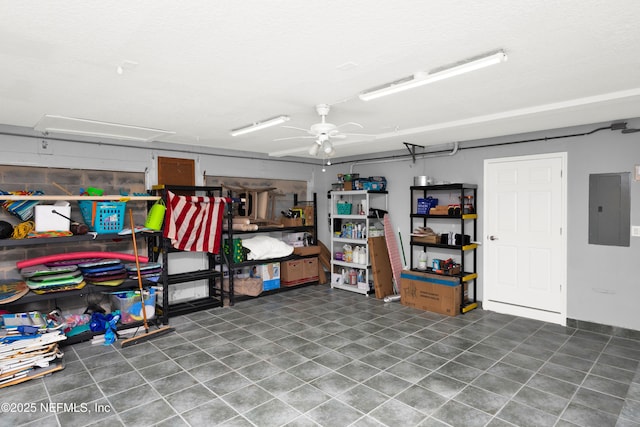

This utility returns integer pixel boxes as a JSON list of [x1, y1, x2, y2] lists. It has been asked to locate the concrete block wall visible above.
[[0, 165, 146, 197], [0, 165, 147, 284]]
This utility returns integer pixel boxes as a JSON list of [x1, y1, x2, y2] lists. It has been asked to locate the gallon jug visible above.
[[418, 252, 427, 270]]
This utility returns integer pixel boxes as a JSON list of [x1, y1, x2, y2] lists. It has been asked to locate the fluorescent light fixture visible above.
[[34, 115, 175, 141], [230, 115, 290, 136], [359, 50, 507, 101]]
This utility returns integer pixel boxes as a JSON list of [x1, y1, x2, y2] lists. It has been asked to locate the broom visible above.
[[120, 209, 174, 348]]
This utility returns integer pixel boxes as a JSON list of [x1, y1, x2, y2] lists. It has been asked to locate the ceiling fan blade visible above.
[[336, 121, 364, 130], [281, 125, 313, 133], [273, 135, 316, 142], [342, 132, 375, 137]]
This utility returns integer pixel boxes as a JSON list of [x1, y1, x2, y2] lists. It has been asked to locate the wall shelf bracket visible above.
[[403, 142, 425, 163]]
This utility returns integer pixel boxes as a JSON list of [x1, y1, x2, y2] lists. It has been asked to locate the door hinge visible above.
[[560, 227, 562, 235]]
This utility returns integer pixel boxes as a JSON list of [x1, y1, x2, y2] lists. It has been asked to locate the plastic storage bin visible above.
[[110, 288, 156, 324], [336, 203, 352, 215], [78, 201, 126, 233]]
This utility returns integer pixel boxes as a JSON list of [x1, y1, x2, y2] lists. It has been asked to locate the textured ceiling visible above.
[[1, 1, 639, 160]]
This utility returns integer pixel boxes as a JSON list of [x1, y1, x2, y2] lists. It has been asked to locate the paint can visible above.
[[414, 176, 433, 186]]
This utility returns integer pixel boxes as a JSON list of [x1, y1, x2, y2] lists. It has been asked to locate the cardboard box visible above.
[[281, 259, 303, 286], [412, 234, 438, 244], [292, 205, 314, 226], [251, 262, 280, 291], [281, 217, 303, 227], [281, 257, 318, 286], [2, 311, 46, 328], [293, 245, 320, 256], [35, 204, 71, 232], [429, 205, 450, 215], [223, 277, 263, 296], [400, 271, 461, 316], [262, 278, 280, 291], [302, 257, 319, 282]]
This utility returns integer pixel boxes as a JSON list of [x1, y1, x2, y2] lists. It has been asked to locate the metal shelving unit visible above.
[[225, 193, 318, 305], [0, 195, 159, 311], [409, 183, 478, 313], [330, 190, 388, 295], [149, 185, 229, 323]]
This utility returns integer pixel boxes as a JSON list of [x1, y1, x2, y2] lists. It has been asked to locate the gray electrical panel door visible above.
[[588, 172, 630, 246]]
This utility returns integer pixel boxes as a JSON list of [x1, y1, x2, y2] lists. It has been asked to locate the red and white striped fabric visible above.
[[163, 191, 227, 254]]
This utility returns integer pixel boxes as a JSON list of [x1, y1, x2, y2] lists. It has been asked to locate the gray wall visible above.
[[2, 120, 640, 330], [0, 127, 324, 191], [317, 120, 640, 330]]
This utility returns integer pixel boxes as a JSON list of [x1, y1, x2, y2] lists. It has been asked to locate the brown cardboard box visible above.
[[429, 205, 450, 215], [293, 245, 321, 256], [412, 235, 438, 244], [400, 271, 461, 316], [281, 217, 303, 227], [302, 257, 319, 282], [281, 260, 303, 286], [293, 205, 314, 226], [223, 277, 263, 297], [281, 257, 319, 286]]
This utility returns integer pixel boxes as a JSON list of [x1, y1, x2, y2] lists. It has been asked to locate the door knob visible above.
[[488, 235, 498, 241]]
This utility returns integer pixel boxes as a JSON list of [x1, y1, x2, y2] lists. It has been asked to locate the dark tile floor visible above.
[[2, 284, 640, 426]]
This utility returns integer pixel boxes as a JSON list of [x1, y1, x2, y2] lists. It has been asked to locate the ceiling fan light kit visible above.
[[359, 49, 507, 101], [230, 115, 290, 136], [308, 141, 320, 156], [322, 140, 334, 155]]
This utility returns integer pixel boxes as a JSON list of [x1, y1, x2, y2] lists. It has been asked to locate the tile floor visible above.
[[2, 284, 640, 426]]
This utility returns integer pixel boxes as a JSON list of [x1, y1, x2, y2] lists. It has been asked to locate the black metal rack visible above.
[[225, 192, 318, 306], [0, 231, 160, 345], [409, 183, 478, 313], [149, 185, 230, 323]]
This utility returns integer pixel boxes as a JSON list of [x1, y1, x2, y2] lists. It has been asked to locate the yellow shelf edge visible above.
[[462, 273, 478, 282], [461, 302, 478, 313]]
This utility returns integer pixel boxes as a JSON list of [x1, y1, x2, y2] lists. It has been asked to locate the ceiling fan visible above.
[[274, 104, 371, 156]]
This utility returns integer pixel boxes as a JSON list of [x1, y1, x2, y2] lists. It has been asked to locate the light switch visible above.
[[632, 226, 640, 237]]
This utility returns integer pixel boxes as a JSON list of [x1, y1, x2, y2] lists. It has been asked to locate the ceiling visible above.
[[1, 1, 640, 161]]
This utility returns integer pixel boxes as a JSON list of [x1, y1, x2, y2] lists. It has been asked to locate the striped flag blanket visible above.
[[163, 191, 227, 254]]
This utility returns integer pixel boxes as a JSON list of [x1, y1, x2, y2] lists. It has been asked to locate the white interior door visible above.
[[483, 153, 567, 325]]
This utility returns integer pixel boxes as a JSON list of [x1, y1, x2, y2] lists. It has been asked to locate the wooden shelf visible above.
[[0, 231, 160, 248]]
